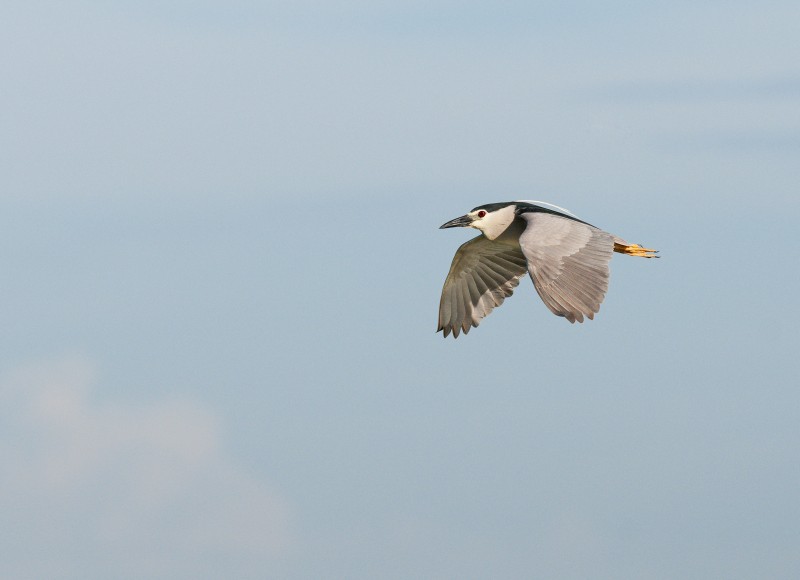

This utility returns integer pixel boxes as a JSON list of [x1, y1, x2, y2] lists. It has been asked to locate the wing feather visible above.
[[518, 212, 614, 323], [437, 235, 528, 337]]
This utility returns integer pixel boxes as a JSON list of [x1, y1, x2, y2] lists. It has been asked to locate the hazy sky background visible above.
[[1, 1, 799, 578]]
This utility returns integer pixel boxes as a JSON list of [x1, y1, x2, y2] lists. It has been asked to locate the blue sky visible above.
[[1, 1, 799, 578]]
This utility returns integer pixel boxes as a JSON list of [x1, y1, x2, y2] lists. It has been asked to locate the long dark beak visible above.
[[439, 214, 472, 229]]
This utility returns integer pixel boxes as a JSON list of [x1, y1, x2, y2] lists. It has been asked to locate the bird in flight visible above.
[[438, 200, 657, 337]]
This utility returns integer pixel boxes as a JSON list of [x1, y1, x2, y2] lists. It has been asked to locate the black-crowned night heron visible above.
[[438, 200, 657, 337]]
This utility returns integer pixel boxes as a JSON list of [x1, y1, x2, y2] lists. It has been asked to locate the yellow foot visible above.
[[614, 243, 659, 258]]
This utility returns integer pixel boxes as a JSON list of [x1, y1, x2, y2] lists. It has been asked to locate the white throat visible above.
[[474, 204, 517, 240]]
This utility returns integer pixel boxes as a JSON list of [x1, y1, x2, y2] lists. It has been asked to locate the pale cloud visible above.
[[0, 355, 291, 579]]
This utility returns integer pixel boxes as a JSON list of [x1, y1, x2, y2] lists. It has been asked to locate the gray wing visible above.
[[438, 236, 528, 338], [518, 212, 614, 323]]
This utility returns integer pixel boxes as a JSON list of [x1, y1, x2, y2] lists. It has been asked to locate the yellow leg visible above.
[[614, 242, 659, 258]]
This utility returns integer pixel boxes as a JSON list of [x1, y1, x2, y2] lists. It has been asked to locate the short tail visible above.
[[613, 238, 659, 258]]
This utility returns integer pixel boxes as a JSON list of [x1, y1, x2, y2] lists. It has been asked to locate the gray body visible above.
[[438, 200, 656, 337]]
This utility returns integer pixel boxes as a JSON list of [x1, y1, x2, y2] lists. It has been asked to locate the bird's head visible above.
[[439, 202, 517, 240]]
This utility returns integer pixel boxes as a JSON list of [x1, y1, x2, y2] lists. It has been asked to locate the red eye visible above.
[[477, 210, 486, 218]]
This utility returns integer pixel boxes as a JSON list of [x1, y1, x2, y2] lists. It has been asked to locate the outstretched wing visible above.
[[518, 212, 614, 323], [438, 235, 528, 338]]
